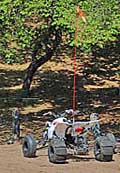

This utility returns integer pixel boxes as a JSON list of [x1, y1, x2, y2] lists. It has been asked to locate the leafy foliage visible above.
[[0, 0, 120, 63]]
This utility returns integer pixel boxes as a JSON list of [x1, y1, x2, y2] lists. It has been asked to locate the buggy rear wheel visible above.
[[48, 138, 67, 163], [94, 136, 113, 162], [48, 145, 58, 163]]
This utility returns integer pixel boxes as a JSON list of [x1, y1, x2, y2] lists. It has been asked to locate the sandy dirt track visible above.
[[0, 143, 120, 173]]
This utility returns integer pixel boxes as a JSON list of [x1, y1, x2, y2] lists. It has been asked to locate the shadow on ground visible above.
[[0, 43, 120, 144]]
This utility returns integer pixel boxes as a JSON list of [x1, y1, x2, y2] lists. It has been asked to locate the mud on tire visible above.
[[22, 134, 37, 158]]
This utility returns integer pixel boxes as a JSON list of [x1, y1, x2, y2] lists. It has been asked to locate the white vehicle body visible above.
[[47, 117, 100, 139], [22, 111, 116, 163]]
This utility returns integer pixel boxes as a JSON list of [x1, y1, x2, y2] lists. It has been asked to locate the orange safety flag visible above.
[[76, 6, 86, 23]]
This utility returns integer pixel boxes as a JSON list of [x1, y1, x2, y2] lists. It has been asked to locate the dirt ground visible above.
[[0, 54, 119, 173], [0, 143, 120, 173]]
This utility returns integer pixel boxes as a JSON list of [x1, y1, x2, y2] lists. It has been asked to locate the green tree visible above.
[[0, 0, 119, 93]]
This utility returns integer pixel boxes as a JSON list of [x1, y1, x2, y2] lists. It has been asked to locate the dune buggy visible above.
[[22, 110, 116, 163]]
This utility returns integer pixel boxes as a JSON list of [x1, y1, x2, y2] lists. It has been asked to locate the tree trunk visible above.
[[22, 61, 38, 94], [22, 52, 53, 94], [22, 29, 61, 94]]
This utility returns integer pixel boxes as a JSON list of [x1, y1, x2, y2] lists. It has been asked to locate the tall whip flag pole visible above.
[[72, 6, 86, 117]]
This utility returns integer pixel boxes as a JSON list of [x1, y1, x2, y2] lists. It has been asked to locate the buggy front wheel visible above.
[[22, 134, 37, 158]]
